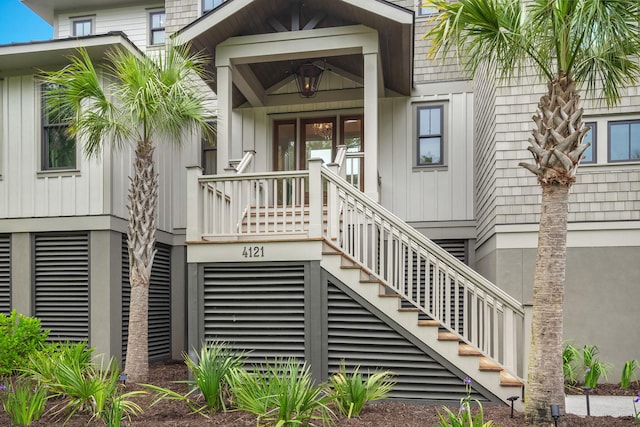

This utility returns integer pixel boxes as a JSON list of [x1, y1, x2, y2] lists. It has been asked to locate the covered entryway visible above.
[[174, 0, 414, 201]]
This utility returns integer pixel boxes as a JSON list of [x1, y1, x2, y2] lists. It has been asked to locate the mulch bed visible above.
[[1, 360, 637, 426]]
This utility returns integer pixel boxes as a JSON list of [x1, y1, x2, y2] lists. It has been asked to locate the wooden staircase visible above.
[[188, 163, 526, 407], [320, 239, 524, 408]]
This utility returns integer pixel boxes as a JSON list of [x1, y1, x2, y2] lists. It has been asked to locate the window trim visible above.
[[40, 83, 77, 172], [415, 104, 445, 168], [71, 17, 94, 37], [416, 0, 440, 17], [607, 119, 640, 163], [149, 10, 166, 46], [202, 0, 226, 14], [201, 121, 217, 175], [581, 121, 597, 164]]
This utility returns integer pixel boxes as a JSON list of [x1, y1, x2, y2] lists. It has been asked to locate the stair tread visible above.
[[500, 371, 524, 387], [418, 319, 440, 327], [458, 343, 483, 356], [398, 307, 419, 312], [479, 357, 502, 372], [438, 332, 459, 341]]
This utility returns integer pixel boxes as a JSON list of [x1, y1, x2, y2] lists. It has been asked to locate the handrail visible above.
[[319, 165, 524, 376], [320, 166, 523, 313], [334, 144, 347, 173], [235, 150, 256, 174], [190, 163, 524, 376]]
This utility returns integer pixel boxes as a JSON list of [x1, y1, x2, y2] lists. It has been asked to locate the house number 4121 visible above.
[[242, 246, 264, 258]]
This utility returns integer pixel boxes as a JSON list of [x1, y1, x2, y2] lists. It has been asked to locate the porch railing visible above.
[[186, 159, 525, 377]]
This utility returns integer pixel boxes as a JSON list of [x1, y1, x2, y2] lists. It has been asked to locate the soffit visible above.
[[175, 0, 414, 106], [0, 32, 141, 76]]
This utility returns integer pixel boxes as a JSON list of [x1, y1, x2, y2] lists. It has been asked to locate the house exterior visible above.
[[0, 0, 638, 405]]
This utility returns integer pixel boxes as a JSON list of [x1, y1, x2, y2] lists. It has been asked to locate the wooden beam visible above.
[[303, 12, 326, 30], [268, 17, 287, 33], [232, 63, 265, 107]]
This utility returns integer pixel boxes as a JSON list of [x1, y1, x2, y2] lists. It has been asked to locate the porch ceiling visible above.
[[174, 0, 414, 107]]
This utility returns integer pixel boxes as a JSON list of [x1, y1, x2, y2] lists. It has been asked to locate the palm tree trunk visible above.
[[124, 142, 157, 383], [524, 182, 569, 425]]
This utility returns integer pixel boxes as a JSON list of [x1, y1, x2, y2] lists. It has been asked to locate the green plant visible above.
[[633, 392, 640, 424], [47, 355, 144, 425], [562, 343, 581, 386], [229, 358, 334, 427], [0, 310, 49, 376], [622, 360, 640, 389], [24, 341, 94, 388], [0, 379, 48, 426], [437, 377, 494, 427], [328, 363, 395, 418], [562, 343, 612, 389], [184, 341, 246, 413], [581, 345, 611, 388], [145, 342, 246, 416]]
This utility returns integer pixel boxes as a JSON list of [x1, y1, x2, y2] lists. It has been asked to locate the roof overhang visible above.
[[174, 0, 414, 104], [0, 32, 141, 76]]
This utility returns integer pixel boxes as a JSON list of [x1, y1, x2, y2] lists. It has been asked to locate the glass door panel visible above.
[[301, 118, 336, 169]]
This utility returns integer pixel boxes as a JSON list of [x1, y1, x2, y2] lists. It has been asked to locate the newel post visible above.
[[326, 163, 340, 241], [523, 302, 533, 381], [308, 158, 323, 239], [186, 166, 203, 242]]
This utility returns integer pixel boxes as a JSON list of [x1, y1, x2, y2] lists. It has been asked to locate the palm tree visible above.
[[424, 0, 640, 423], [42, 45, 212, 383]]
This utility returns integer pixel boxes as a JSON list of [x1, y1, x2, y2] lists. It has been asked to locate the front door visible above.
[[273, 115, 364, 205]]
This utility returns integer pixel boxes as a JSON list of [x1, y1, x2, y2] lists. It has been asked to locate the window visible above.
[[581, 122, 596, 164], [41, 84, 76, 170], [202, 124, 217, 175], [149, 11, 165, 45], [72, 18, 93, 37], [203, 0, 225, 14], [608, 120, 640, 162], [416, 105, 444, 166], [417, 0, 439, 16]]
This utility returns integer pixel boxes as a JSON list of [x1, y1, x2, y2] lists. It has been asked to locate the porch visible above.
[[185, 156, 528, 407]]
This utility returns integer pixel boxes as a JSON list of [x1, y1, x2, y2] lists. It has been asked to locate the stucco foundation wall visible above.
[[476, 244, 640, 376]]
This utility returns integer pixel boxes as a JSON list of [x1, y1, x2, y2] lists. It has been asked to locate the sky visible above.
[[0, 0, 53, 45]]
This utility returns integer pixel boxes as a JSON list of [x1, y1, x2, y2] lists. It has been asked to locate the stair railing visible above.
[[318, 164, 525, 377]]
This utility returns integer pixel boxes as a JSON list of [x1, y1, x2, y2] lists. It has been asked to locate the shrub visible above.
[[437, 377, 494, 427], [329, 363, 395, 418], [229, 358, 334, 427], [184, 341, 246, 413], [0, 311, 48, 376], [562, 343, 611, 389], [24, 341, 93, 389], [0, 379, 48, 426], [622, 360, 640, 389], [45, 354, 144, 425], [145, 342, 246, 416]]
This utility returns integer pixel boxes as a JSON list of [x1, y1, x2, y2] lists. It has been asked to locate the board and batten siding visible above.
[[379, 93, 475, 223], [0, 76, 105, 219]]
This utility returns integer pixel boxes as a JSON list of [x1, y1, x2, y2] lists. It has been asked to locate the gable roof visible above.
[[175, 0, 414, 105]]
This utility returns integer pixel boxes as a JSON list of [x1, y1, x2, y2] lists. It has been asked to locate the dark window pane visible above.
[[46, 127, 76, 169], [581, 122, 595, 163], [42, 84, 76, 170], [417, 105, 443, 166]]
